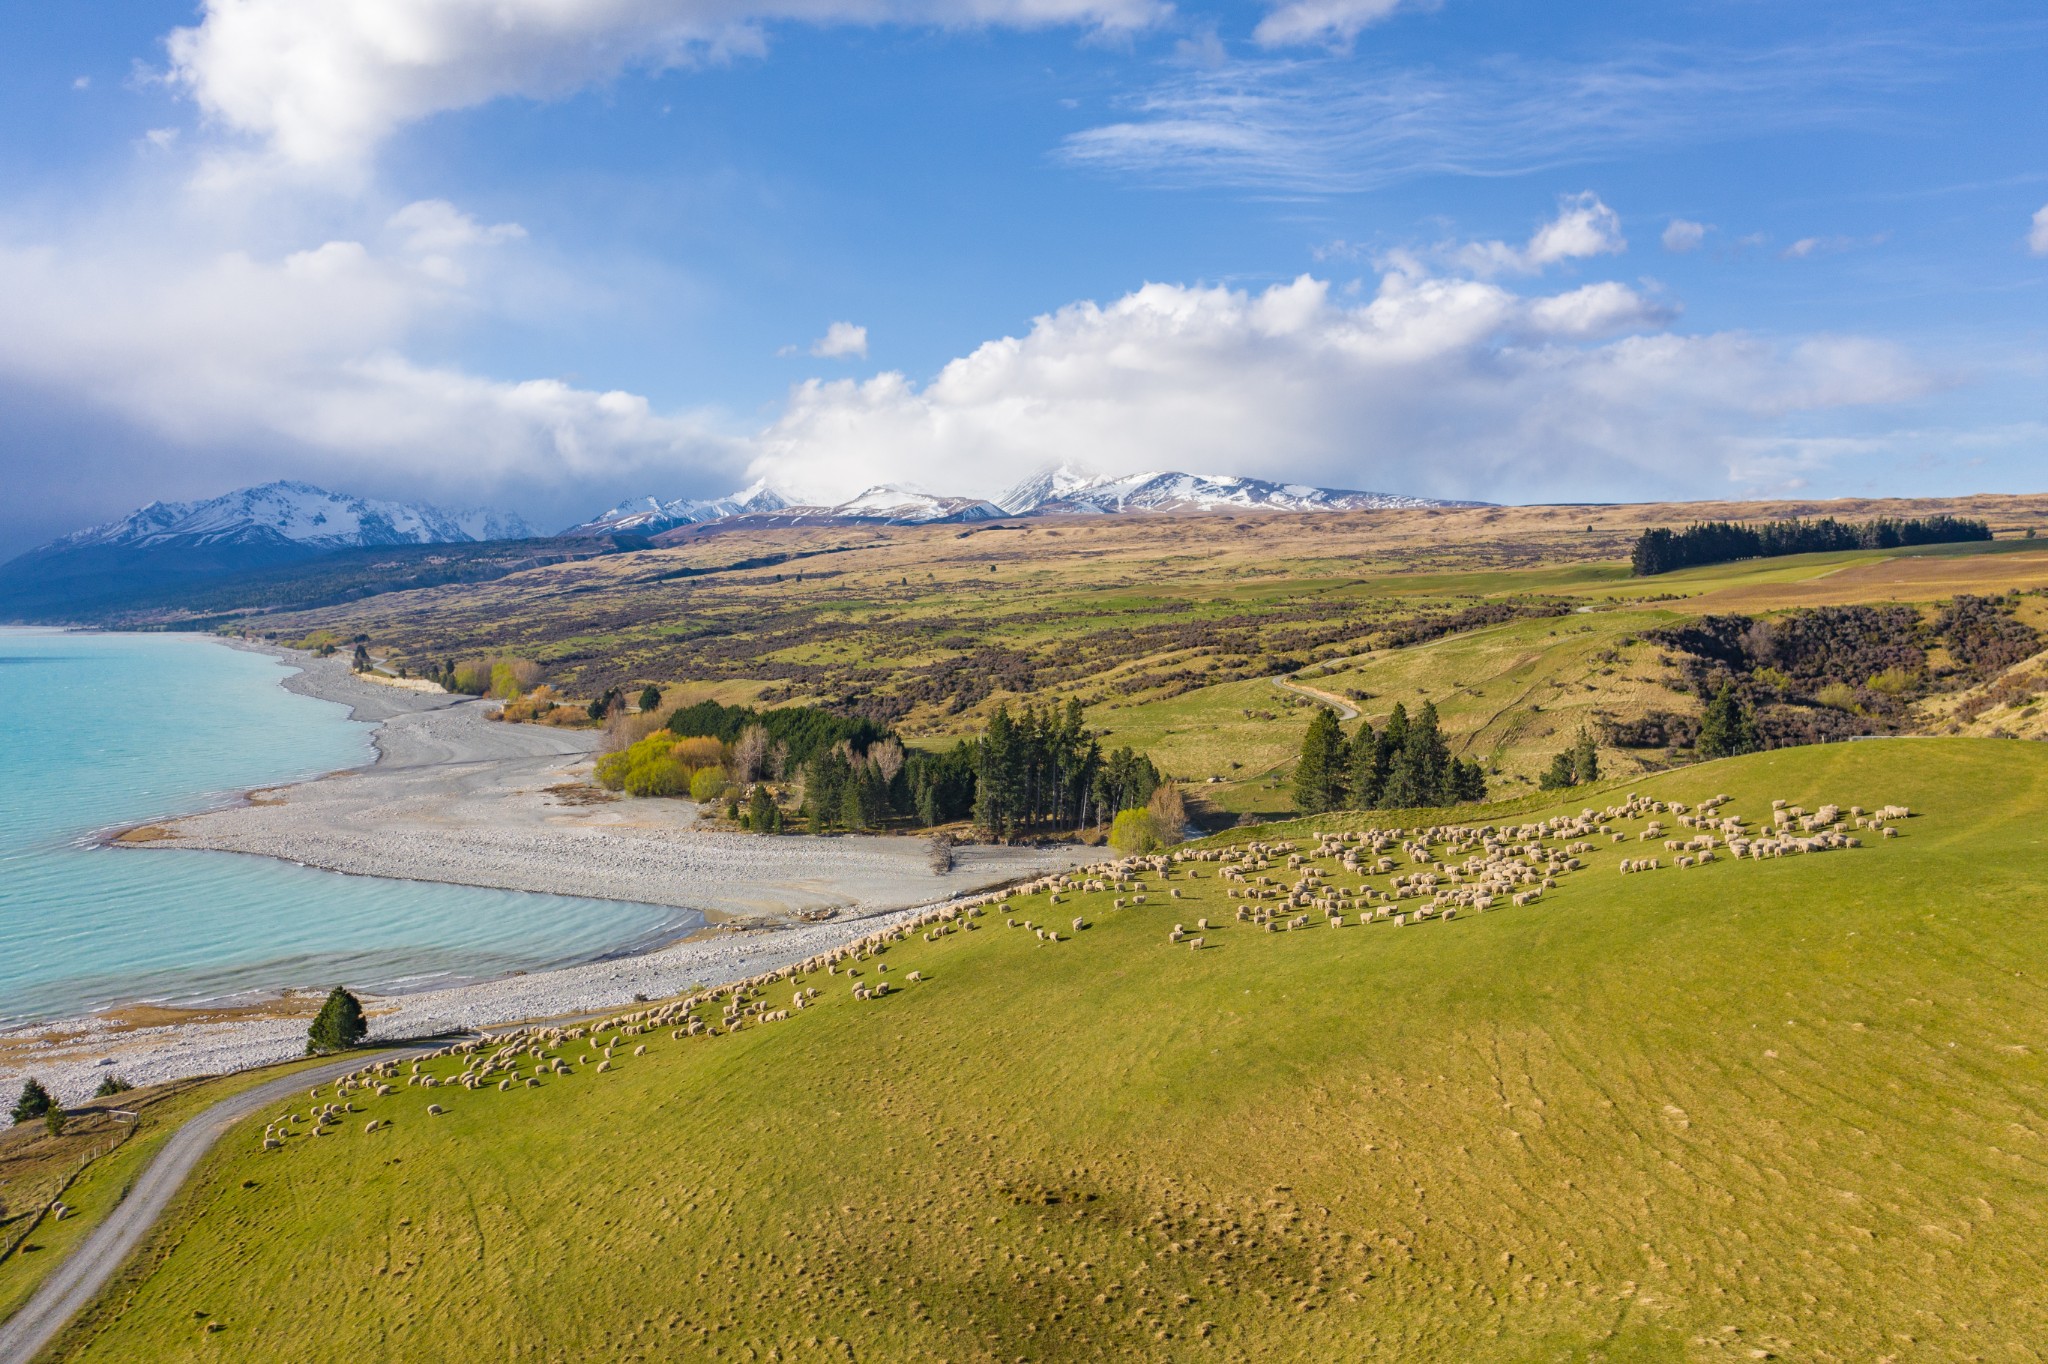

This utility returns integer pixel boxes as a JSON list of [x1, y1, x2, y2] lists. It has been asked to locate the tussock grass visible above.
[[48, 740, 2048, 1361]]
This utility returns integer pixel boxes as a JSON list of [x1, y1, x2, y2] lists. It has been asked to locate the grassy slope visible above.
[[0, 1057, 336, 1321], [50, 739, 2048, 1362]]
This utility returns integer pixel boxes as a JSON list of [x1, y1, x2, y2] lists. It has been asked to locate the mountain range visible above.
[[566, 466, 1472, 539], [1, 482, 539, 619]]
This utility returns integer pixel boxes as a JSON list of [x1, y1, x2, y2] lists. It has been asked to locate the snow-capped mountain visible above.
[[52, 481, 538, 553], [827, 485, 1006, 524], [1, 481, 543, 621], [998, 467, 1473, 516], [562, 481, 789, 537]]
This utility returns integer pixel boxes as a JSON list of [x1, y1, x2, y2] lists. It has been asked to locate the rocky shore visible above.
[[1, 646, 1099, 1113]]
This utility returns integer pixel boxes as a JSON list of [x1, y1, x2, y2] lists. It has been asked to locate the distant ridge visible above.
[[569, 466, 1476, 540], [1, 481, 539, 620]]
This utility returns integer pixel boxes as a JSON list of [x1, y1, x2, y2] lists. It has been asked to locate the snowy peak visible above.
[[995, 464, 1104, 515], [1009, 468, 1470, 516], [829, 485, 1005, 523], [563, 482, 791, 537], [48, 481, 538, 554]]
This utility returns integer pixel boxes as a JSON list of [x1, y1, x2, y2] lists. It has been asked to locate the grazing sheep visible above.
[[426, 1104, 447, 1116], [1189, 936, 1204, 951], [906, 970, 923, 982]]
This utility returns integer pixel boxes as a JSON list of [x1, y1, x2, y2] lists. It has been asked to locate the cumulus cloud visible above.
[[2030, 204, 2048, 256], [1452, 192, 1626, 276], [1253, 0, 1414, 48], [1662, 218, 1707, 253], [810, 321, 869, 359], [747, 266, 1924, 506], [0, 202, 741, 520], [167, 0, 1166, 171]]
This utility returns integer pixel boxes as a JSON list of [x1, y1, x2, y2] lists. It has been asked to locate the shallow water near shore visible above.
[[0, 629, 699, 1025]]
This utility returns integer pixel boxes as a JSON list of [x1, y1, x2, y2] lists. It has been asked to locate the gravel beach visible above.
[[1, 646, 1101, 1112]]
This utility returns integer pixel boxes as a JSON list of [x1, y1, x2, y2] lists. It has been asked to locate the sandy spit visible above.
[[2, 645, 1101, 1114]]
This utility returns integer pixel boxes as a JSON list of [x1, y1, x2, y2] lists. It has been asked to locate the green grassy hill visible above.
[[51, 740, 2048, 1362]]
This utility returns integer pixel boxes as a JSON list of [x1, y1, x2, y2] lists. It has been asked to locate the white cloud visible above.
[[2030, 204, 2048, 256], [810, 321, 869, 359], [1253, 0, 1414, 49], [1453, 192, 1626, 276], [0, 206, 740, 505], [1662, 218, 1707, 253], [72, 76, 91, 91], [143, 127, 180, 150], [167, 0, 1166, 172], [748, 267, 1925, 505]]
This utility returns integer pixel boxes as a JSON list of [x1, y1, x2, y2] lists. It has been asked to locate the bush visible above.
[[1109, 808, 1164, 855], [745, 783, 784, 833], [690, 765, 730, 803], [928, 830, 955, 874], [11, 1077, 53, 1124], [307, 986, 368, 1055], [595, 732, 694, 797], [638, 684, 663, 713], [1146, 783, 1188, 844], [45, 1108, 66, 1138], [94, 1074, 133, 1098]]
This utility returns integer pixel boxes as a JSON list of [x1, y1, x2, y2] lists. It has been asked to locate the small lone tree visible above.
[[927, 830, 955, 875], [44, 1107, 66, 1139], [1539, 727, 1602, 790], [307, 986, 368, 1055], [1697, 683, 1760, 759], [11, 1077, 53, 1125], [638, 684, 663, 713], [94, 1074, 134, 1099]]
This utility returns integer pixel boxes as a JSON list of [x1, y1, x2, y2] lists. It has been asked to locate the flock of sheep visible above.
[[258, 790, 1911, 1148]]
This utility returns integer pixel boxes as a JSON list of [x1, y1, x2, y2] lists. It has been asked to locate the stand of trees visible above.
[[1295, 702, 1486, 815], [1631, 515, 1990, 576]]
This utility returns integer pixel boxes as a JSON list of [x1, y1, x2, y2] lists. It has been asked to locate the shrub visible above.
[[690, 766, 730, 803], [11, 1077, 53, 1124], [595, 733, 694, 797], [94, 1074, 134, 1098], [1109, 808, 1163, 855], [307, 986, 368, 1055], [45, 1108, 66, 1138], [928, 830, 955, 873], [638, 684, 663, 713]]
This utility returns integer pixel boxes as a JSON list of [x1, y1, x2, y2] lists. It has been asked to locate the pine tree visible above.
[[1570, 729, 1601, 786], [1697, 683, 1760, 758], [1293, 708, 1348, 813], [11, 1077, 53, 1125], [306, 987, 368, 1055], [1346, 718, 1381, 809], [638, 684, 663, 713]]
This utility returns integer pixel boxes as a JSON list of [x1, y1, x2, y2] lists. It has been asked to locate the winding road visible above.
[[0, 1045, 436, 1364]]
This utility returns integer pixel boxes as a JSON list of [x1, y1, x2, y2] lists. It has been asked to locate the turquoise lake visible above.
[[0, 629, 698, 1025]]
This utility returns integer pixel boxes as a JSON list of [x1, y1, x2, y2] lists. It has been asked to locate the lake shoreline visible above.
[[2, 637, 1099, 1114]]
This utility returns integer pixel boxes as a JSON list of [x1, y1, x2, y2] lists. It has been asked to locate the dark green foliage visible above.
[[45, 1107, 66, 1138], [307, 986, 368, 1055], [1293, 707, 1349, 814], [1539, 728, 1602, 790], [745, 783, 783, 833], [586, 686, 622, 719], [11, 1077, 53, 1124], [1314, 703, 1484, 812], [638, 684, 663, 713], [669, 700, 885, 770], [969, 700, 1145, 840], [1632, 515, 1990, 576], [1697, 683, 1760, 759], [1346, 719, 1382, 809], [352, 643, 371, 672], [94, 1074, 134, 1098]]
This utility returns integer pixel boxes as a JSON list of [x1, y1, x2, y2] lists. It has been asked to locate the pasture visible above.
[[47, 739, 2048, 1361]]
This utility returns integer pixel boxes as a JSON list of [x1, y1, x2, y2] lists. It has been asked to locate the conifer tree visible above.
[[1697, 683, 1760, 758], [307, 987, 368, 1055], [1346, 718, 1382, 809], [1294, 708, 1349, 814], [11, 1077, 53, 1125]]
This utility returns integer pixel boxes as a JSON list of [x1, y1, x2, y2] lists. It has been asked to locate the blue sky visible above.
[[0, 0, 2043, 552]]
